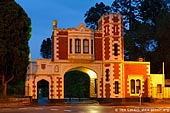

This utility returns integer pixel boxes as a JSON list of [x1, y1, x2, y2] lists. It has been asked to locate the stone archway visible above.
[[64, 67, 98, 100], [37, 79, 49, 104], [64, 70, 90, 98]]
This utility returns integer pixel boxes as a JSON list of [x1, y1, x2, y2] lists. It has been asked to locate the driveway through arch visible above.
[[64, 67, 98, 100]]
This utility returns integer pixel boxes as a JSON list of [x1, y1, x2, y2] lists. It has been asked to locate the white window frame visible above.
[[83, 39, 89, 53], [75, 39, 81, 53], [128, 75, 143, 96]]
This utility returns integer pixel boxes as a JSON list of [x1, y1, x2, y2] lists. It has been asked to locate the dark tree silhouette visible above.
[[40, 38, 52, 59], [84, 2, 111, 30], [0, 0, 31, 96], [84, 0, 170, 76]]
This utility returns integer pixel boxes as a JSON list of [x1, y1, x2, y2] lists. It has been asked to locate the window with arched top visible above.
[[130, 79, 141, 94], [131, 79, 135, 94], [136, 79, 141, 93], [83, 39, 89, 53], [75, 39, 81, 53]]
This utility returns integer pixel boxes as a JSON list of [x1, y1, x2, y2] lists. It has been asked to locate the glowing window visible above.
[[136, 79, 141, 93], [131, 79, 135, 94], [157, 84, 162, 93], [131, 79, 141, 94]]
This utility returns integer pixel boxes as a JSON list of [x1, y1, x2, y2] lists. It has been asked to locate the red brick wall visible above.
[[113, 16, 119, 22], [94, 32, 102, 37], [104, 16, 109, 23], [58, 31, 68, 60], [124, 64, 148, 76], [143, 78, 148, 97], [105, 84, 111, 98], [124, 63, 148, 97], [94, 36, 102, 60], [56, 77, 62, 99], [104, 38, 110, 60], [113, 63, 120, 79], [58, 31, 68, 35], [99, 78, 103, 98]]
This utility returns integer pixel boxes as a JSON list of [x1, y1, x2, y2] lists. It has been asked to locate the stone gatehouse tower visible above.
[[26, 13, 151, 102]]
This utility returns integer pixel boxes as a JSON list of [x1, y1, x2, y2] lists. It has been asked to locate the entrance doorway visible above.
[[64, 70, 90, 99], [37, 79, 49, 104], [64, 67, 98, 103]]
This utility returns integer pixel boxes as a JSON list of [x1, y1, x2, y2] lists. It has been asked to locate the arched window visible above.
[[83, 39, 89, 53], [75, 39, 81, 53], [131, 79, 135, 94], [130, 79, 141, 94], [136, 79, 141, 93]]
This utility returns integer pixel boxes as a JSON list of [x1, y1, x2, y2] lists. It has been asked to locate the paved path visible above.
[[1, 104, 170, 113], [1, 99, 170, 108]]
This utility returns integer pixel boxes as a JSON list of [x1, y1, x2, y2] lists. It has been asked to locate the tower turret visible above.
[[98, 13, 124, 61]]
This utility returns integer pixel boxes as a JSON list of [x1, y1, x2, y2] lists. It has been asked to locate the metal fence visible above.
[[151, 87, 170, 99]]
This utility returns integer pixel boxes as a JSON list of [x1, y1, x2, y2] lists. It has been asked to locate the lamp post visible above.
[[139, 90, 142, 106]]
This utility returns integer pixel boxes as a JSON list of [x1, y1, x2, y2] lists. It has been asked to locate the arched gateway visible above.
[[64, 67, 98, 98], [26, 13, 152, 103], [26, 59, 102, 102]]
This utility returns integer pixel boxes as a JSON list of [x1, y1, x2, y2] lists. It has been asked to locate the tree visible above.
[[84, 0, 170, 76], [111, 0, 169, 61], [124, 22, 155, 60], [139, 0, 167, 25], [0, 0, 31, 96], [137, 0, 169, 74], [111, 0, 156, 60], [84, 1, 143, 60], [150, 11, 170, 75], [40, 37, 52, 58], [84, 2, 111, 30], [111, 0, 141, 30]]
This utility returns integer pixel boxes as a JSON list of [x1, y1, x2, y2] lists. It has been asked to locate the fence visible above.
[[151, 87, 170, 99]]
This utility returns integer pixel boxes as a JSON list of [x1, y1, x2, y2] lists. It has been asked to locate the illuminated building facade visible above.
[[26, 13, 154, 102]]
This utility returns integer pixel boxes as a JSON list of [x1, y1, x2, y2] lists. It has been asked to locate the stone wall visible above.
[[0, 97, 31, 108]]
